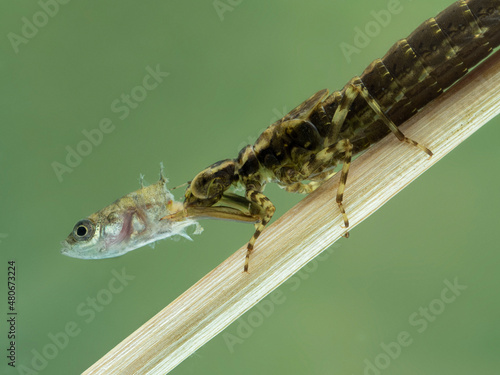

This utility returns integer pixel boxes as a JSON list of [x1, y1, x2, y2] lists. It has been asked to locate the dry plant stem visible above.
[[84, 50, 500, 375]]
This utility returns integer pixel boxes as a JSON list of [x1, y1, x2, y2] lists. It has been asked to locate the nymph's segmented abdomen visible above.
[[334, 0, 500, 152], [240, 0, 500, 186]]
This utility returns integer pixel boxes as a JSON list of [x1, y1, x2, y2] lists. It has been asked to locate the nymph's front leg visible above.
[[244, 189, 276, 273]]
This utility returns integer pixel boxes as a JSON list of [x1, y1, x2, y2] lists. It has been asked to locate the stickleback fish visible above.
[[61, 168, 202, 259]]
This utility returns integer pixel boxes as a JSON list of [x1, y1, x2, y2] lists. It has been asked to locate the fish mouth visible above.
[[60, 240, 74, 257], [60, 240, 87, 258], [60, 239, 111, 259]]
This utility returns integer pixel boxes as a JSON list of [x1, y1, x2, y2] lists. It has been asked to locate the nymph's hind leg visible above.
[[333, 139, 353, 233], [348, 77, 433, 157], [244, 189, 276, 273]]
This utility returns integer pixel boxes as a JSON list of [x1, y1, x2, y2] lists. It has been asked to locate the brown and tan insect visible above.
[[165, 0, 500, 272]]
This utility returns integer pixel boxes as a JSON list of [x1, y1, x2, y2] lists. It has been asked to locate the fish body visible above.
[[61, 176, 201, 259]]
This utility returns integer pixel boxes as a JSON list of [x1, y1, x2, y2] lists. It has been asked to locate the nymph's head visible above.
[[184, 159, 237, 207]]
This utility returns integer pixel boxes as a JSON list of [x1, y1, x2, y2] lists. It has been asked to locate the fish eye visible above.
[[73, 219, 95, 241]]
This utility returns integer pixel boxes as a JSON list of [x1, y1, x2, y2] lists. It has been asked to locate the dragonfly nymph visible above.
[[163, 0, 500, 272]]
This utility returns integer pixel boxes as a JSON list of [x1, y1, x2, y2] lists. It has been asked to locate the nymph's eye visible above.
[[72, 219, 95, 241]]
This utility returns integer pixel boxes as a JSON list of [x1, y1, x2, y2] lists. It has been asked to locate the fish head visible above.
[[60, 208, 137, 259], [60, 179, 199, 260], [61, 217, 102, 259]]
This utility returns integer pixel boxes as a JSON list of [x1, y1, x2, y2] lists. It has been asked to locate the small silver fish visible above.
[[61, 170, 202, 260]]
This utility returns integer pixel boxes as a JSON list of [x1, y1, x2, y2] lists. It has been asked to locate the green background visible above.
[[2, 0, 500, 374]]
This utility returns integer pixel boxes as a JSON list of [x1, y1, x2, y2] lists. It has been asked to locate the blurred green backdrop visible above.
[[1, 1, 500, 374]]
